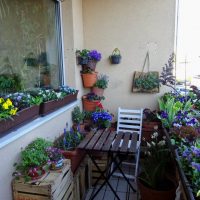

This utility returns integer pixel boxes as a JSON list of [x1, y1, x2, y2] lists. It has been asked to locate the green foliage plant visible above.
[[93, 74, 109, 89], [14, 138, 52, 181], [135, 72, 159, 90], [72, 106, 84, 124]]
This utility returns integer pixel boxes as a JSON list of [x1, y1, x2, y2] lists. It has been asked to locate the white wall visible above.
[[83, 0, 176, 117]]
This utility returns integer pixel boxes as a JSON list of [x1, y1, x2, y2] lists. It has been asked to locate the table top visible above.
[[78, 129, 138, 153]]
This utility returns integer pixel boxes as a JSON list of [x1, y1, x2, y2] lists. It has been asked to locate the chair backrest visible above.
[[117, 107, 143, 142]]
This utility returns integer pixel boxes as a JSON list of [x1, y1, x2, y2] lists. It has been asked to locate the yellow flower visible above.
[[10, 108, 17, 115], [0, 98, 4, 104], [6, 99, 12, 106], [2, 102, 9, 110]]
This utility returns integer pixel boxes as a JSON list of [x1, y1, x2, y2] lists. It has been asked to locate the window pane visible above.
[[0, 0, 60, 92]]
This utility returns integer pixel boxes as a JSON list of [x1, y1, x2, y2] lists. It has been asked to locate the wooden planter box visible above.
[[40, 92, 78, 116], [0, 105, 40, 136], [12, 160, 73, 200]]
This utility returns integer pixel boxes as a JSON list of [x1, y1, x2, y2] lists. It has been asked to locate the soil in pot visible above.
[[138, 178, 176, 200]]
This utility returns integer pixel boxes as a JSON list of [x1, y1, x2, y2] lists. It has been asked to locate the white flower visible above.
[[151, 131, 158, 139], [158, 140, 166, 146], [151, 141, 156, 146], [56, 92, 62, 98], [147, 142, 151, 148]]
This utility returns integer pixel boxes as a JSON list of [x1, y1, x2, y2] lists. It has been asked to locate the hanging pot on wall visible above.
[[91, 87, 104, 97], [109, 48, 121, 64], [81, 72, 98, 88]]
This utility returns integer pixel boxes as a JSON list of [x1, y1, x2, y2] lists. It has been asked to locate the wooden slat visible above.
[[129, 134, 138, 153], [119, 114, 141, 119], [111, 132, 124, 152], [120, 133, 131, 153], [93, 130, 111, 150], [118, 124, 141, 129], [77, 132, 94, 149], [86, 129, 104, 150], [102, 131, 117, 151], [118, 119, 140, 124], [119, 109, 141, 114]]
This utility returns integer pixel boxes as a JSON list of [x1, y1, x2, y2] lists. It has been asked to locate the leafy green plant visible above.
[[72, 106, 84, 124], [14, 138, 52, 181], [135, 72, 159, 90], [93, 74, 109, 89], [139, 131, 172, 190], [0, 74, 21, 94]]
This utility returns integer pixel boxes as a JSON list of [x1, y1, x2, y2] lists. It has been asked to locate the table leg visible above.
[[112, 153, 137, 193], [87, 152, 121, 200]]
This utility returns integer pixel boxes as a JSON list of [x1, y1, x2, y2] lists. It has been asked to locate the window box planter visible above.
[[61, 148, 85, 174], [39, 91, 78, 116], [0, 105, 40, 135]]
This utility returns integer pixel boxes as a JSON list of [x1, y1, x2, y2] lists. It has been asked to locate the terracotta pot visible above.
[[0, 105, 40, 135], [61, 148, 85, 174], [138, 179, 176, 200], [91, 87, 104, 96], [82, 96, 100, 111], [40, 92, 78, 116], [81, 72, 98, 88]]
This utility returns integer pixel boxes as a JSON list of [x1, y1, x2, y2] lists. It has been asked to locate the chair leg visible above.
[[134, 148, 140, 183]]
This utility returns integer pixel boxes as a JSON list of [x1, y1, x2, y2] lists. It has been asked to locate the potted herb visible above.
[[138, 131, 176, 200], [46, 147, 64, 170], [82, 92, 105, 112], [54, 127, 85, 173], [14, 138, 52, 181], [91, 109, 112, 129], [81, 68, 98, 88], [91, 74, 109, 96], [109, 48, 121, 64]]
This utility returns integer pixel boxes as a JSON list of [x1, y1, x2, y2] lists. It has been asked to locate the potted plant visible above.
[[72, 106, 85, 132], [46, 147, 64, 170], [14, 138, 52, 181], [91, 109, 112, 129], [76, 49, 90, 66], [54, 127, 85, 173], [86, 50, 102, 70], [138, 131, 176, 200], [91, 74, 109, 96], [133, 72, 159, 93], [82, 92, 105, 112], [109, 48, 121, 64], [81, 68, 98, 88]]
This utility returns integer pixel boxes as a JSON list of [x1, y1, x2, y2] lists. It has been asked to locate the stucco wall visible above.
[[0, 1, 84, 199], [82, 0, 176, 117]]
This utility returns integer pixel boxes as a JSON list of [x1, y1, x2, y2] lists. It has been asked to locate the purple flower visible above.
[[191, 162, 200, 172], [88, 50, 102, 61], [191, 146, 200, 158], [160, 111, 168, 119]]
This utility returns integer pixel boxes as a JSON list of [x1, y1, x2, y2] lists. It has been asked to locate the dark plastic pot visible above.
[[110, 55, 121, 64]]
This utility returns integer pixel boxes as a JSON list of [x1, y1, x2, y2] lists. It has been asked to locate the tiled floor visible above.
[[85, 162, 139, 200], [85, 176, 138, 200]]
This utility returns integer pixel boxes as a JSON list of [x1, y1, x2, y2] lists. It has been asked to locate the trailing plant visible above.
[[93, 74, 109, 89]]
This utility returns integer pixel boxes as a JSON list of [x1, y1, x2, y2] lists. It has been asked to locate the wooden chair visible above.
[[114, 107, 143, 181]]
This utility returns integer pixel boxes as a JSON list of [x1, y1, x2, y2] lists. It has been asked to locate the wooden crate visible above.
[[91, 154, 108, 186], [73, 157, 91, 200], [12, 160, 73, 200]]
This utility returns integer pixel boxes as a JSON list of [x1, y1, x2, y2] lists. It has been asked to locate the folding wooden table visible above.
[[77, 129, 138, 200]]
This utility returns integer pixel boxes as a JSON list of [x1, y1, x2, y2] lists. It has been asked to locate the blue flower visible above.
[[160, 111, 168, 119], [191, 162, 200, 172]]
